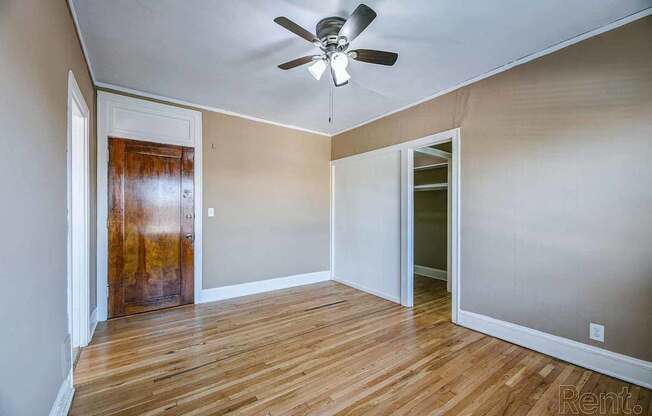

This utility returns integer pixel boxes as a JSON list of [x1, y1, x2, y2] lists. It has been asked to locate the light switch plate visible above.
[[208, 207, 215, 217], [589, 322, 604, 342]]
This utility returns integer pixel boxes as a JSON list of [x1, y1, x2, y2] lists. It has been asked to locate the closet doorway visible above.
[[413, 143, 451, 313], [400, 130, 460, 323]]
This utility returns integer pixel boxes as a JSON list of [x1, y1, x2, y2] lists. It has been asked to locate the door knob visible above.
[[185, 233, 194, 242]]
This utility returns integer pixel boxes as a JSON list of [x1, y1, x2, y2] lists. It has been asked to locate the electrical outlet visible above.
[[589, 322, 604, 343], [208, 207, 215, 217]]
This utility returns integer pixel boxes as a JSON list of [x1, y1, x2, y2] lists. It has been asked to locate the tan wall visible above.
[[0, 0, 96, 414], [202, 112, 331, 287], [414, 169, 448, 270], [332, 17, 652, 361], [98, 89, 331, 289]]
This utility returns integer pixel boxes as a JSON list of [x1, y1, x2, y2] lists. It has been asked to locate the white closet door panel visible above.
[[333, 151, 401, 302]]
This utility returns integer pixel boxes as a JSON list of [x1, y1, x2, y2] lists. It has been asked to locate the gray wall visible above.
[[0, 0, 96, 414], [332, 17, 652, 361]]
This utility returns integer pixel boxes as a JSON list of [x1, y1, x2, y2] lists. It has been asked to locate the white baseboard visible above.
[[49, 370, 74, 416], [458, 310, 652, 389], [332, 276, 401, 304], [414, 265, 447, 281], [199, 270, 331, 303], [88, 307, 98, 344]]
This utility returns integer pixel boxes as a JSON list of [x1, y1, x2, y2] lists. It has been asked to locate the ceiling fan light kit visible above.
[[330, 52, 351, 86], [274, 4, 398, 87], [308, 58, 327, 80]]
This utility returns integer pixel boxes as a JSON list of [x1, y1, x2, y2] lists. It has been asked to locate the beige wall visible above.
[[333, 17, 652, 361], [0, 0, 96, 414], [202, 112, 331, 287], [98, 88, 331, 289]]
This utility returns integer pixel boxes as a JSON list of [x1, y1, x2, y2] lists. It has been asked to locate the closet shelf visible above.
[[414, 162, 448, 171], [414, 183, 448, 192]]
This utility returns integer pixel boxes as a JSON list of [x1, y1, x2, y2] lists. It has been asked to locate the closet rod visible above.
[[414, 183, 448, 192], [414, 162, 448, 172]]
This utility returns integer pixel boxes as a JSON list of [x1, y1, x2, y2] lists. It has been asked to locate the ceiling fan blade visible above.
[[350, 49, 398, 66], [274, 17, 320, 44], [278, 55, 318, 70], [339, 4, 377, 42]]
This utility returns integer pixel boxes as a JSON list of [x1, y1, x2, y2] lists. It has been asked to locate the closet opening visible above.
[[400, 129, 460, 322], [412, 142, 452, 316]]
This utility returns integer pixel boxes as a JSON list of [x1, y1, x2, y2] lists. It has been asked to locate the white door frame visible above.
[[67, 71, 91, 348], [96, 91, 203, 321], [400, 128, 461, 323]]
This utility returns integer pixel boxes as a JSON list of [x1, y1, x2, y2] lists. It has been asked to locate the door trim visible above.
[[67, 70, 91, 348], [97, 91, 203, 321], [329, 127, 460, 324], [400, 128, 460, 323]]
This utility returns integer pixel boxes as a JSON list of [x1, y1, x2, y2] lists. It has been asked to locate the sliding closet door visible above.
[[332, 151, 401, 302]]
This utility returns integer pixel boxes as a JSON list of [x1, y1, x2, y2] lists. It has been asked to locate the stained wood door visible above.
[[108, 138, 194, 318]]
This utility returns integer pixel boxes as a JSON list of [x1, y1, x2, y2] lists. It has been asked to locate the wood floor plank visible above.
[[70, 277, 651, 415]]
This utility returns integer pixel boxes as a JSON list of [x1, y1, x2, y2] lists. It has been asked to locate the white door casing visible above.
[[96, 91, 203, 321], [67, 70, 91, 348], [330, 128, 461, 322]]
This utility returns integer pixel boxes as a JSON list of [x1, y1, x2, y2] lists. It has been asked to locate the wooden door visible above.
[[108, 138, 194, 318]]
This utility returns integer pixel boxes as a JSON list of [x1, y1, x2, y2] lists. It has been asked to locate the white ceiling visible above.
[[72, 0, 651, 135]]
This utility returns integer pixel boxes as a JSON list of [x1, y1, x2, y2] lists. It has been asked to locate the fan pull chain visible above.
[[329, 82, 333, 124]]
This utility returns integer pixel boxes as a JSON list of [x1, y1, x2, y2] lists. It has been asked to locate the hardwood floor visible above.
[[414, 274, 450, 309], [71, 279, 651, 415]]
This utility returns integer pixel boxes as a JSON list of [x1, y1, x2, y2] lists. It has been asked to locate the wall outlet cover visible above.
[[589, 322, 604, 343]]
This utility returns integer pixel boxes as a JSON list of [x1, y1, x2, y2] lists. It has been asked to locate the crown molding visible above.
[[331, 7, 652, 137], [70, 4, 650, 138], [95, 82, 331, 137], [67, 0, 96, 84]]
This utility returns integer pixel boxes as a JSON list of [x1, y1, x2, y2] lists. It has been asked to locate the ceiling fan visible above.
[[274, 4, 398, 87]]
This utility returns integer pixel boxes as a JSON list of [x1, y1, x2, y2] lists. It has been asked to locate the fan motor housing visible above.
[[316, 17, 346, 47]]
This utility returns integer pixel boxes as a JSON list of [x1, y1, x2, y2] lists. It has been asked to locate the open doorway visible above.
[[400, 129, 460, 322], [413, 142, 452, 315], [67, 71, 91, 365]]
